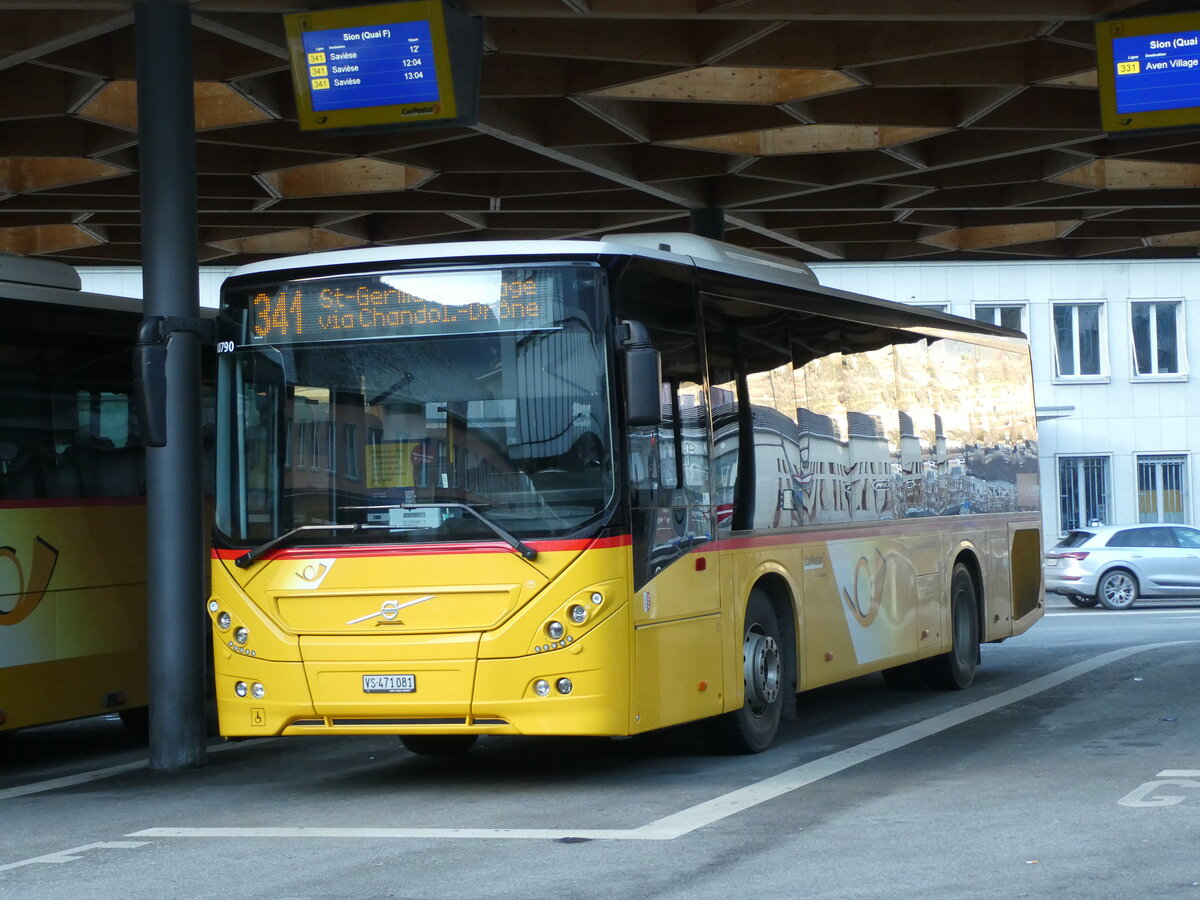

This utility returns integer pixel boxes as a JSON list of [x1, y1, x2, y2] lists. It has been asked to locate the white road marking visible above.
[[0, 842, 149, 874], [0, 738, 278, 803], [1159, 770, 1200, 777], [132, 640, 1193, 843]]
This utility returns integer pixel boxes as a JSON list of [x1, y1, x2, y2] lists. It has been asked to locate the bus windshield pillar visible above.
[[135, 0, 208, 771]]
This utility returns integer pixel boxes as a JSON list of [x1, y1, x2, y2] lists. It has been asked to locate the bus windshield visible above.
[[214, 264, 614, 548]]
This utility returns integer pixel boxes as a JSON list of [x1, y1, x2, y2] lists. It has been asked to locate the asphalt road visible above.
[[3, 596, 1198, 899]]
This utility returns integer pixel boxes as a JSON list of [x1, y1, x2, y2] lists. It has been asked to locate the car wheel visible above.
[[1096, 570, 1138, 610], [399, 734, 478, 755], [1067, 595, 1100, 609], [702, 589, 785, 754]]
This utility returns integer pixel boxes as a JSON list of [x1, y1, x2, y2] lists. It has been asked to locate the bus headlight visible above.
[[251, 682, 265, 699], [556, 678, 573, 695], [568, 604, 587, 624], [534, 679, 551, 697], [545, 621, 565, 640], [234, 627, 249, 645], [217, 612, 231, 630], [234, 681, 248, 698], [590, 592, 603, 605]]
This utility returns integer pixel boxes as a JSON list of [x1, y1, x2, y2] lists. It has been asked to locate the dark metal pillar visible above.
[[689, 208, 725, 240], [135, 0, 207, 770]]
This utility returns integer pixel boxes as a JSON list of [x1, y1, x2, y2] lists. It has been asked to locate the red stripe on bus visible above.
[[715, 513, 1038, 551], [211, 533, 631, 562]]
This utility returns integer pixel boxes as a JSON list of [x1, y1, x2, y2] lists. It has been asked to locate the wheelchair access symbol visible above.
[[0, 537, 59, 626]]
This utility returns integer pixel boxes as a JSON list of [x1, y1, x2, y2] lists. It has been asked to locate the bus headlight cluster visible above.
[[533, 678, 573, 697], [234, 681, 265, 699], [535, 590, 608, 653]]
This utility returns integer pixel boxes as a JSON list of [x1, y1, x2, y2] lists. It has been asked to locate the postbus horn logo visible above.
[[0, 537, 59, 626], [842, 549, 886, 628]]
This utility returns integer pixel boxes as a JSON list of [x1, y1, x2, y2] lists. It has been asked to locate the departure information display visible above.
[[1112, 28, 1200, 114], [301, 20, 441, 113], [283, 1, 482, 132], [1096, 13, 1200, 133]]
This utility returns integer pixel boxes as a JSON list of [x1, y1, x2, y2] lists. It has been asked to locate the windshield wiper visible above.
[[234, 523, 392, 569], [404, 502, 538, 560], [232, 504, 538, 568]]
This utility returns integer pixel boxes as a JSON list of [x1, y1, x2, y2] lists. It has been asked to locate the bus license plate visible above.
[[363, 674, 416, 693]]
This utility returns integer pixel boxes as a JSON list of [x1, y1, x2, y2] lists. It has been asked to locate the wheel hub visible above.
[[744, 630, 780, 714]]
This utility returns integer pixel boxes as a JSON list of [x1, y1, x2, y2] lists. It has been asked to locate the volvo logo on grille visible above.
[[346, 595, 434, 626]]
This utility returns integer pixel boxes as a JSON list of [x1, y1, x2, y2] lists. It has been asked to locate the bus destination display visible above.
[[1112, 28, 1200, 114], [301, 20, 441, 114], [244, 272, 555, 345]]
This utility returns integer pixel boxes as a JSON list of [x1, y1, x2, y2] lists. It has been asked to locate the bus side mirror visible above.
[[133, 317, 169, 448], [620, 320, 661, 427]]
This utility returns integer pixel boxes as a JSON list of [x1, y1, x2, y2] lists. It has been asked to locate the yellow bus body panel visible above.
[[0, 501, 147, 731]]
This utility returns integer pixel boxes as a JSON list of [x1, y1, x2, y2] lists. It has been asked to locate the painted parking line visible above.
[[0, 738, 278, 803], [132, 640, 1193, 844]]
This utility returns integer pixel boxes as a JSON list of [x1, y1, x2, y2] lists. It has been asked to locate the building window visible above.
[[1059, 455, 1110, 531], [1131, 301, 1183, 376], [1138, 454, 1187, 523], [1052, 303, 1104, 377], [913, 302, 948, 313], [974, 304, 1024, 332]]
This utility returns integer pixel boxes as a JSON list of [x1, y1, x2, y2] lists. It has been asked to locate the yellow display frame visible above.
[[1096, 11, 1200, 134], [284, 1, 460, 132]]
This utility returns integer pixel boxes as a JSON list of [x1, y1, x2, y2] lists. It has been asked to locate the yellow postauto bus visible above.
[[1, 255, 151, 734], [209, 233, 1043, 754]]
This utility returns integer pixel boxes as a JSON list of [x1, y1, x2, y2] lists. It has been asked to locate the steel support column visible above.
[[134, 0, 207, 770]]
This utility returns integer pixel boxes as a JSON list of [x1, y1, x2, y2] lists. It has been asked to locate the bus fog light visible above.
[[234, 626, 249, 644], [217, 612, 231, 630], [545, 621, 564, 640], [568, 604, 587, 624], [208, 600, 219, 613], [234, 681, 248, 698], [534, 679, 551, 697], [556, 678, 573, 695], [250, 682, 265, 699], [590, 592, 603, 605]]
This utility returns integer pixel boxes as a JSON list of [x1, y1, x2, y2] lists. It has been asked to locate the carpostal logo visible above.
[[0, 537, 59, 626], [401, 103, 442, 118]]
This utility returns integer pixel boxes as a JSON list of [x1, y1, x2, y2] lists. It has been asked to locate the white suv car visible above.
[[1044, 523, 1200, 610]]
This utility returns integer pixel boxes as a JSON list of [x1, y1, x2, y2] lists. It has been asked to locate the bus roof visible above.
[[225, 233, 818, 292], [0, 253, 142, 314], [224, 234, 1024, 344]]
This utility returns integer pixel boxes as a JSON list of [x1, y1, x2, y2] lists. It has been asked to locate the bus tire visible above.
[[400, 734, 478, 755], [702, 589, 784, 754], [924, 563, 979, 690]]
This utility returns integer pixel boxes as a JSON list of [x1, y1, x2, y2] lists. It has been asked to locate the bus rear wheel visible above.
[[923, 563, 979, 690], [702, 589, 785, 754], [399, 734, 478, 755]]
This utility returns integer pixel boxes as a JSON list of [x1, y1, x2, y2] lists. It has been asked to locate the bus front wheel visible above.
[[702, 589, 785, 754]]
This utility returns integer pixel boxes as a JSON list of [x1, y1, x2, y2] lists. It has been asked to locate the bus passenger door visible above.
[[619, 273, 725, 731]]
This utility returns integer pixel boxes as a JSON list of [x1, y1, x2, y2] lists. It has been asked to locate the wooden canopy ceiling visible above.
[[1, 0, 1197, 265]]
